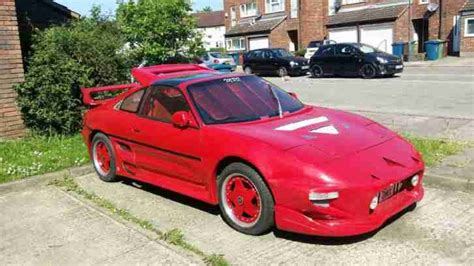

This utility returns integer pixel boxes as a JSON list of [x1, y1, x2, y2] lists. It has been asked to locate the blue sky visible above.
[[55, 0, 224, 16]]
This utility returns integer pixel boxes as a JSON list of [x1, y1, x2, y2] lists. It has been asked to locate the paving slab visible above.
[[0, 185, 201, 265], [75, 173, 474, 265]]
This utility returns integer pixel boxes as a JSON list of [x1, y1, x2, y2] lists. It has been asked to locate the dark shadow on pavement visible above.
[[120, 178, 221, 216]]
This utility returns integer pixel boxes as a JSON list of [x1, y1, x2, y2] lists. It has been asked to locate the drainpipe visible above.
[[408, 0, 412, 56]]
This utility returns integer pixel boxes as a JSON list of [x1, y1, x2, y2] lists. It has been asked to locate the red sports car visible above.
[[81, 64, 424, 237]]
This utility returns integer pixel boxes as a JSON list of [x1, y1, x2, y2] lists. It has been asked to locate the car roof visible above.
[[152, 72, 221, 87]]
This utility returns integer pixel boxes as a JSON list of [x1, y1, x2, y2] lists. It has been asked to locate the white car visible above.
[[304, 40, 327, 59], [202, 52, 237, 69]]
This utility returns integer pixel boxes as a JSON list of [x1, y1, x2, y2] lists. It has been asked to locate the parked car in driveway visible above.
[[193, 57, 234, 73], [202, 52, 237, 71], [309, 43, 404, 79], [304, 40, 324, 59], [243, 48, 310, 77], [81, 64, 424, 237]]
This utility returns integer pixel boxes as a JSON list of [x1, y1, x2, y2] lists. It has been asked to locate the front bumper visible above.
[[289, 65, 310, 75], [378, 63, 404, 75], [275, 182, 424, 237]]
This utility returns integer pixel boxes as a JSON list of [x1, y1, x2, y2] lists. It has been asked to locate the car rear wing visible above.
[[131, 64, 214, 86], [81, 83, 140, 107]]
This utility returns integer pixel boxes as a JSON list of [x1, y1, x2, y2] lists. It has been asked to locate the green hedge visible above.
[[15, 9, 130, 135]]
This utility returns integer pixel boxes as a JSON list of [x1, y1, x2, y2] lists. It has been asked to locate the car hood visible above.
[[370, 52, 402, 62], [220, 106, 396, 159], [289, 56, 309, 64]]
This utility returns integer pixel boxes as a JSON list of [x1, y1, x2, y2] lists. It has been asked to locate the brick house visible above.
[[460, 0, 474, 56], [192, 11, 226, 51], [326, 0, 466, 55], [223, 0, 328, 53], [0, 0, 78, 139]]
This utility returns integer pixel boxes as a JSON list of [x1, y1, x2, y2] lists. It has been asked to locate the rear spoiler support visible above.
[[81, 83, 140, 107]]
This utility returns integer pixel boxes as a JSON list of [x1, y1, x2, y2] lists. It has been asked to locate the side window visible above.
[[319, 45, 335, 56], [141, 86, 190, 123], [336, 44, 354, 55], [264, 50, 274, 59], [120, 89, 145, 113], [203, 53, 210, 61]]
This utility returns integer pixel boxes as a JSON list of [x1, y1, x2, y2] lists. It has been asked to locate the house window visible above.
[[465, 18, 474, 37], [419, 0, 429, 4], [226, 38, 246, 50], [240, 2, 257, 17], [265, 0, 285, 13], [342, 0, 364, 5], [290, 0, 298, 18], [231, 6, 237, 27]]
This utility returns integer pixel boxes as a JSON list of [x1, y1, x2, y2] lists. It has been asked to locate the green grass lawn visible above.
[[404, 135, 467, 167], [0, 134, 89, 184], [0, 133, 467, 185]]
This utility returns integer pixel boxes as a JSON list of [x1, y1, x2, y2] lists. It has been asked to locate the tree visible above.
[[201, 6, 212, 12], [116, 0, 204, 65], [15, 7, 130, 135]]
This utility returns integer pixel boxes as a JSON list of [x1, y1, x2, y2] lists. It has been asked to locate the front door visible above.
[[131, 85, 203, 185], [335, 44, 360, 75]]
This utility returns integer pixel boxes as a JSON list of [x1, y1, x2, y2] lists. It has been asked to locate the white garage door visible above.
[[360, 24, 393, 53], [328, 27, 358, 43], [249, 37, 269, 51]]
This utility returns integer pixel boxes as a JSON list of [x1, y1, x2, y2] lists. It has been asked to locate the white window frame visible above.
[[226, 37, 246, 51], [240, 2, 257, 18], [290, 0, 298, 18], [230, 6, 237, 27], [419, 0, 429, 4], [265, 0, 285, 14], [465, 18, 474, 37], [341, 0, 364, 5]]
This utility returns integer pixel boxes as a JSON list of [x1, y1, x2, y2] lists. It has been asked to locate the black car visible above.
[[309, 43, 404, 79], [243, 48, 309, 77]]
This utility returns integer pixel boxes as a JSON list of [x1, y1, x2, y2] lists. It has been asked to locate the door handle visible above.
[[132, 128, 141, 133]]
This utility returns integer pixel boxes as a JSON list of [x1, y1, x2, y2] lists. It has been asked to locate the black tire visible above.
[[218, 162, 274, 235], [277, 67, 288, 77], [244, 66, 253, 74], [311, 65, 323, 78], [360, 64, 377, 79], [91, 133, 118, 182]]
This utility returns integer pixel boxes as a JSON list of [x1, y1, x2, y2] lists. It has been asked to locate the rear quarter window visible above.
[[120, 89, 145, 113]]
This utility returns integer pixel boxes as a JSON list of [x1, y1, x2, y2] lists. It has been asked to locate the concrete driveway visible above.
[[0, 183, 201, 265], [71, 173, 473, 265]]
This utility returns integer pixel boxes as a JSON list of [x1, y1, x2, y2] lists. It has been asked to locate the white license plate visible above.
[[395, 65, 404, 70], [302, 66, 309, 70]]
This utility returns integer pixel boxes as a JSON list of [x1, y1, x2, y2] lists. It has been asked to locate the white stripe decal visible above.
[[311, 125, 339, 135], [275, 116, 329, 131]]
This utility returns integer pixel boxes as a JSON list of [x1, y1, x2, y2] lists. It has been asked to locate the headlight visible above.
[[369, 195, 379, 210], [411, 174, 420, 187], [377, 57, 388, 64], [290, 61, 299, 67]]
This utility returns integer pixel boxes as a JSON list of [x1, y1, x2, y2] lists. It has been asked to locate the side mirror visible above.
[[288, 92, 298, 99], [171, 111, 192, 128]]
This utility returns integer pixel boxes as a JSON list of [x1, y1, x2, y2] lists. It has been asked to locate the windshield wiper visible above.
[[268, 85, 283, 118]]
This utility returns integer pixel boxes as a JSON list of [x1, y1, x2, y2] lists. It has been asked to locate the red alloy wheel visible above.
[[224, 175, 262, 226], [94, 141, 111, 175]]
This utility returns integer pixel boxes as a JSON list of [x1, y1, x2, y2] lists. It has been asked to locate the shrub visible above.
[[15, 8, 129, 135], [294, 49, 306, 57], [116, 0, 204, 65]]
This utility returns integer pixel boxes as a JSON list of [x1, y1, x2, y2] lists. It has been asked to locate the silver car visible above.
[[202, 52, 237, 69]]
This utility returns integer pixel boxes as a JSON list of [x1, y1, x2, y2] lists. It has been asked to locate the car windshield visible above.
[[187, 76, 304, 124], [210, 52, 228, 58], [356, 44, 381, 54], [273, 49, 292, 58]]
